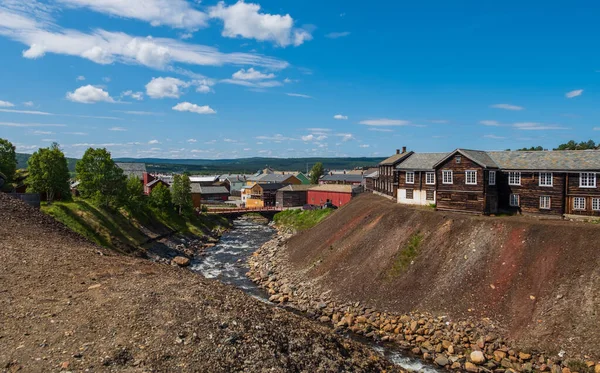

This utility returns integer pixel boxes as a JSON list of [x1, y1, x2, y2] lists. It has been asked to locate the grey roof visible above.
[[146, 179, 169, 188], [379, 151, 413, 166], [365, 170, 379, 178], [191, 183, 229, 194], [320, 174, 364, 183], [257, 183, 285, 191], [433, 149, 498, 169], [277, 184, 315, 192], [115, 162, 146, 178], [253, 174, 297, 183], [487, 150, 600, 171], [396, 152, 449, 171]]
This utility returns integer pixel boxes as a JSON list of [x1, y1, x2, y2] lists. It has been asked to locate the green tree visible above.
[[149, 183, 171, 209], [171, 174, 192, 215], [555, 139, 597, 150], [26, 143, 71, 203], [125, 175, 145, 211], [75, 148, 126, 208], [0, 138, 17, 186], [517, 146, 544, 151], [309, 162, 324, 184]]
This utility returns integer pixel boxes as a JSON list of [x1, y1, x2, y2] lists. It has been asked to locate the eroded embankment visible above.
[[248, 193, 600, 371]]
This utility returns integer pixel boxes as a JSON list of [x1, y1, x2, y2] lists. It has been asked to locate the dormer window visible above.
[[456, 155, 462, 164]]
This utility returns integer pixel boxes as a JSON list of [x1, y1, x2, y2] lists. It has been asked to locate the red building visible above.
[[307, 184, 359, 207]]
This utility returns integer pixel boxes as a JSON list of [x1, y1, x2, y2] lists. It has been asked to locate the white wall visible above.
[[397, 189, 435, 206]]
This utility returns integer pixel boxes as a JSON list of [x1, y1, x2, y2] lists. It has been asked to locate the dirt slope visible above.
[[283, 193, 600, 356], [0, 193, 399, 373]]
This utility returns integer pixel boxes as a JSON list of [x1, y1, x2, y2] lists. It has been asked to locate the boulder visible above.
[[471, 350, 486, 364], [434, 355, 449, 367], [171, 256, 190, 267]]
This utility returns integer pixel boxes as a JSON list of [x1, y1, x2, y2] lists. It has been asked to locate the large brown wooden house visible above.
[[373, 147, 412, 198]]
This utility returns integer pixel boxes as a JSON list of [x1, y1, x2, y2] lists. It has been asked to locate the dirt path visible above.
[[0, 193, 400, 373]]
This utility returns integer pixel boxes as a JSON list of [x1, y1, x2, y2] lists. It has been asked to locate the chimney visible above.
[[402, 146, 407, 153], [396, 149, 400, 154]]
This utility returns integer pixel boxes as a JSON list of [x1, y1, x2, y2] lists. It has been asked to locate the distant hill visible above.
[[16, 153, 384, 174]]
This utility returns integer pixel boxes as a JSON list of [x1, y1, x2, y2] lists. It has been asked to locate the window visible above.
[[593, 198, 600, 211], [465, 170, 477, 185], [425, 172, 435, 185], [489, 171, 496, 186], [442, 170, 453, 184], [574, 197, 586, 210], [508, 172, 521, 186], [580, 173, 597, 188], [467, 194, 478, 201], [539, 172, 553, 187], [406, 189, 414, 199], [406, 172, 415, 184], [510, 194, 520, 207], [456, 155, 462, 164], [426, 190, 435, 201], [540, 196, 551, 210]]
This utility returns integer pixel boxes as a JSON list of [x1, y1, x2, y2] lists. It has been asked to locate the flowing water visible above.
[[190, 217, 440, 373]]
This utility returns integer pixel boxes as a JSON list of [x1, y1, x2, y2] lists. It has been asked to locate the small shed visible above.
[[276, 184, 314, 207], [191, 184, 230, 208], [307, 184, 360, 207]]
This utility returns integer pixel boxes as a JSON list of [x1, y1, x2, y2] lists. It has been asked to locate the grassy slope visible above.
[[273, 209, 334, 231], [42, 198, 228, 253]]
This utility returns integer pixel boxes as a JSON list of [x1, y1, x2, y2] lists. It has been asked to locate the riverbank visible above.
[[248, 229, 600, 373]]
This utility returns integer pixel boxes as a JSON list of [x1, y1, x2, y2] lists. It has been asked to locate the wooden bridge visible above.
[[205, 206, 286, 215]]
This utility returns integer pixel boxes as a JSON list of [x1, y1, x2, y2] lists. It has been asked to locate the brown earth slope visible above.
[[0, 193, 400, 373], [283, 193, 600, 356]]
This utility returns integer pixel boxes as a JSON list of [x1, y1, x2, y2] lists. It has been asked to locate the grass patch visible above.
[[387, 232, 423, 278], [273, 209, 334, 231]]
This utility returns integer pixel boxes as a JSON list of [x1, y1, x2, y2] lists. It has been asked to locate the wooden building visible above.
[[191, 184, 230, 208], [307, 184, 360, 207], [433, 149, 499, 214], [276, 185, 313, 207], [373, 147, 412, 198], [319, 173, 364, 186], [364, 170, 378, 191], [246, 183, 284, 208], [396, 153, 448, 206]]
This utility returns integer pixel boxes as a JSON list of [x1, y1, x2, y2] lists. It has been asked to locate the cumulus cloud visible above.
[[565, 89, 583, 98], [148, 139, 160, 144], [145, 77, 188, 98], [187, 138, 197, 143], [490, 103, 524, 111], [333, 114, 348, 120], [122, 90, 144, 100], [0, 100, 15, 107], [172, 102, 216, 115], [301, 134, 327, 142], [66, 85, 115, 104], [232, 67, 275, 80], [208, 1, 312, 47], [325, 31, 350, 39], [221, 79, 282, 88], [359, 119, 410, 126]]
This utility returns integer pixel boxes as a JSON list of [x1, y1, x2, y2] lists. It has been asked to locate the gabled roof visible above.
[[253, 173, 298, 183], [364, 170, 379, 178], [396, 152, 449, 171], [433, 149, 498, 169], [320, 174, 364, 183], [277, 184, 315, 192], [378, 151, 414, 166], [115, 162, 147, 178], [189, 175, 219, 183], [191, 184, 229, 194], [256, 183, 285, 191], [146, 179, 170, 188], [309, 184, 357, 193], [487, 150, 600, 171]]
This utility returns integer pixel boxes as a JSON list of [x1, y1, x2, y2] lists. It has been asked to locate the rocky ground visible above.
[[248, 231, 600, 373], [0, 193, 401, 373]]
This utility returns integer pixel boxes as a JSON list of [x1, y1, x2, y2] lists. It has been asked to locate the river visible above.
[[190, 217, 440, 373]]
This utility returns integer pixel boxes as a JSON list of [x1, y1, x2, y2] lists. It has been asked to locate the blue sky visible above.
[[0, 0, 598, 159]]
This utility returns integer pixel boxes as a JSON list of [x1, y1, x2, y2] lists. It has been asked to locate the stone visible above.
[[450, 362, 461, 369], [447, 345, 455, 355], [171, 256, 190, 267], [441, 340, 452, 349], [356, 316, 367, 324], [434, 355, 449, 367], [471, 350, 486, 364], [522, 362, 533, 372], [595, 364, 600, 373], [519, 352, 532, 361], [319, 316, 331, 323], [562, 368, 572, 373], [465, 361, 478, 372], [410, 321, 418, 331], [494, 350, 507, 361]]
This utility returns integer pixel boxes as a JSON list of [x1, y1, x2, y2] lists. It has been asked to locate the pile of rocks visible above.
[[248, 233, 600, 373]]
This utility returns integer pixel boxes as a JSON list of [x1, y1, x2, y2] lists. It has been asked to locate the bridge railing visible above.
[[203, 206, 286, 214]]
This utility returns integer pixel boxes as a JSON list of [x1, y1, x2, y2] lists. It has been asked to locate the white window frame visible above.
[[465, 170, 477, 185], [593, 198, 600, 211], [509, 194, 520, 207], [508, 172, 521, 186], [489, 170, 496, 186], [442, 170, 453, 184], [456, 155, 462, 164], [540, 196, 551, 210], [425, 172, 435, 185], [539, 172, 553, 187], [579, 172, 597, 188], [574, 197, 586, 210], [406, 171, 415, 184]]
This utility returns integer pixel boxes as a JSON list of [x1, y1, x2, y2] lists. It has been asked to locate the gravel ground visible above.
[[0, 193, 401, 373]]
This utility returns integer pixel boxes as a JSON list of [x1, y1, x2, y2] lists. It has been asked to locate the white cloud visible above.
[[594, 127, 600, 131], [64, 132, 88, 135], [0, 108, 51, 115], [483, 134, 507, 139], [122, 90, 144, 100], [209, 1, 312, 47], [56, 0, 208, 30], [0, 121, 66, 128], [232, 67, 275, 80], [31, 130, 52, 135], [359, 144, 370, 148], [148, 139, 160, 144], [359, 119, 410, 126], [368, 128, 393, 132], [255, 134, 296, 141], [336, 133, 354, 142], [301, 134, 327, 142], [187, 138, 197, 143], [490, 103, 524, 111], [76, 75, 85, 81], [145, 77, 188, 99], [333, 114, 348, 120], [565, 89, 583, 98], [23, 101, 34, 107], [286, 93, 312, 99], [325, 31, 350, 39], [513, 122, 567, 130], [0, 4, 288, 70], [172, 102, 216, 115], [197, 84, 211, 93], [0, 100, 14, 107], [108, 127, 127, 131], [223, 138, 237, 143], [66, 85, 115, 104], [428, 119, 448, 124], [221, 79, 282, 88], [480, 120, 501, 126]]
